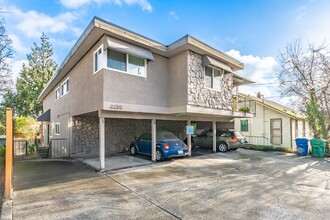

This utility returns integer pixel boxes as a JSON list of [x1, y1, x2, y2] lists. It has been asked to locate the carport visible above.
[[90, 109, 252, 171]]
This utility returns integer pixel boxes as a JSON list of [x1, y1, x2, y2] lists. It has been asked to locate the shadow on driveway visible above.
[[14, 159, 99, 191]]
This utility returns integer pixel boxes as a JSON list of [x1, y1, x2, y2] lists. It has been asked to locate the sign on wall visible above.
[[186, 126, 195, 135]]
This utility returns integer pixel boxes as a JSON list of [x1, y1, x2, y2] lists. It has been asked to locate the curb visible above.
[[1, 199, 12, 220]]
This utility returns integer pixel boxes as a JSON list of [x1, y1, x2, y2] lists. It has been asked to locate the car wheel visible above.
[[231, 148, 238, 151], [156, 149, 163, 161], [218, 142, 228, 153], [130, 145, 137, 155]]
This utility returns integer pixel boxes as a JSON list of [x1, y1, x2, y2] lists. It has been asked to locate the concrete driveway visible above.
[[13, 149, 330, 219]]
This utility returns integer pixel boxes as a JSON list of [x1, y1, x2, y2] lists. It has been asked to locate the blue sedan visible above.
[[130, 131, 188, 161]]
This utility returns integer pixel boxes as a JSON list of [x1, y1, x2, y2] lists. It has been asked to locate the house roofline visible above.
[[38, 16, 245, 101], [238, 93, 306, 120]]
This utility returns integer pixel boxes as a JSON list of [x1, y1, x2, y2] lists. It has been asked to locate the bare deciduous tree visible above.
[[278, 39, 330, 138], [0, 17, 13, 95]]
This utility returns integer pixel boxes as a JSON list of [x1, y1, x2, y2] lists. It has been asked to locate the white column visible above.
[[212, 121, 217, 153], [187, 120, 192, 156], [151, 119, 156, 162], [99, 117, 105, 171]]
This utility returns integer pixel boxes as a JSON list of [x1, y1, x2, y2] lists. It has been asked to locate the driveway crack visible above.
[[103, 172, 182, 220]]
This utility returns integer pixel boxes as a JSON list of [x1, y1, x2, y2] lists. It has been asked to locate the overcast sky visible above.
[[2, 0, 330, 107]]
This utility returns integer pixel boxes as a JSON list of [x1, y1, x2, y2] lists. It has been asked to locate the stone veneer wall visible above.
[[72, 117, 187, 157], [72, 116, 99, 157], [187, 51, 233, 110]]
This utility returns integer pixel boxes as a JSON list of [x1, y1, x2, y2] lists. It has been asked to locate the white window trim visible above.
[[61, 77, 70, 97], [54, 123, 60, 136], [54, 87, 60, 101], [93, 45, 104, 75], [106, 49, 147, 78], [204, 65, 223, 91]]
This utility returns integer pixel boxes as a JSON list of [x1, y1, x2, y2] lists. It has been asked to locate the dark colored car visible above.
[[186, 129, 248, 152], [130, 131, 188, 161]]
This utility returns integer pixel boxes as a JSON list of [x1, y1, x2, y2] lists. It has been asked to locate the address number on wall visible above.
[[109, 104, 123, 110]]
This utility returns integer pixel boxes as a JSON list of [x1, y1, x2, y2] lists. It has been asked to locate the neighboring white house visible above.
[[234, 93, 310, 148]]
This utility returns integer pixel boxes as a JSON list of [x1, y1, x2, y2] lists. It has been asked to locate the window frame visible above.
[[240, 120, 249, 132], [106, 49, 147, 78], [93, 45, 103, 74], [270, 118, 282, 145], [204, 65, 224, 90], [54, 87, 60, 101], [61, 78, 69, 97], [54, 123, 60, 136]]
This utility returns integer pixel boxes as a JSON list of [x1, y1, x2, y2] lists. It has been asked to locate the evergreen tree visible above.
[[15, 33, 57, 117]]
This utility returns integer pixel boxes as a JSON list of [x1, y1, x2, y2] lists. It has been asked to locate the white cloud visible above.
[[10, 7, 78, 38], [296, 6, 306, 21], [226, 49, 282, 102], [168, 11, 179, 21], [60, 0, 152, 12], [9, 34, 29, 54]]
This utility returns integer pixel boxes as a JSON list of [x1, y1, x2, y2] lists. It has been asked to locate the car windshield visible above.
[[156, 131, 179, 141]]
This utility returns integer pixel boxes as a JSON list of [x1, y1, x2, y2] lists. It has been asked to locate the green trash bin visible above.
[[325, 142, 330, 157], [310, 139, 326, 158]]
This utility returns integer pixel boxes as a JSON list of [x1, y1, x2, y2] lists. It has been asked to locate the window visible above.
[[271, 119, 282, 145], [107, 49, 147, 77], [204, 66, 224, 90], [54, 123, 60, 135], [61, 78, 69, 96], [240, 120, 249, 132], [94, 46, 103, 73], [54, 87, 60, 101], [138, 133, 151, 141], [128, 55, 145, 76], [107, 49, 126, 71]]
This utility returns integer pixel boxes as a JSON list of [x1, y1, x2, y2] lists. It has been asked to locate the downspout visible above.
[[290, 118, 293, 149]]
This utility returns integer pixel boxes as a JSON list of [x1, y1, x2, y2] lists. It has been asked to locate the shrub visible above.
[[249, 145, 297, 153], [0, 147, 5, 161], [239, 106, 250, 113], [28, 144, 36, 153]]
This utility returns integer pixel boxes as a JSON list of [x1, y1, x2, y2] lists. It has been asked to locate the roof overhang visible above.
[[37, 109, 50, 122], [38, 17, 246, 101], [233, 73, 255, 86]]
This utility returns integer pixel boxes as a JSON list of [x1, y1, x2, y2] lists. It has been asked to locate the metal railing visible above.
[[14, 139, 28, 160], [245, 136, 271, 146], [233, 96, 256, 114], [48, 138, 70, 158]]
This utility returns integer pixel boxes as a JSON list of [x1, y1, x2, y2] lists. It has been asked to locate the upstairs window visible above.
[[204, 66, 223, 90], [107, 49, 147, 77], [107, 50, 126, 71], [128, 55, 145, 76], [61, 78, 69, 96], [54, 87, 60, 101], [94, 46, 103, 73]]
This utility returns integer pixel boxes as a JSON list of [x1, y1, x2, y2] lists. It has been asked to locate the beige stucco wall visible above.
[[168, 51, 188, 107], [103, 53, 169, 107]]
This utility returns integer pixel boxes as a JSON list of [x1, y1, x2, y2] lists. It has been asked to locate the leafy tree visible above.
[[0, 91, 17, 134], [277, 39, 330, 139], [0, 17, 13, 96], [15, 33, 57, 117]]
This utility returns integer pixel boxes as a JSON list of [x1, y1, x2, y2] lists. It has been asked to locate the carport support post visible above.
[[151, 119, 156, 162], [187, 120, 192, 156], [212, 121, 216, 153], [99, 117, 105, 171]]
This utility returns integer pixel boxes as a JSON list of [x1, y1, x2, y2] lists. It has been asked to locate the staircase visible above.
[[38, 146, 49, 158]]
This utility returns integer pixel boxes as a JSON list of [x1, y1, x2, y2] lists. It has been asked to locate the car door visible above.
[[196, 129, 213, 147], [136, 133, 152, 155]]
